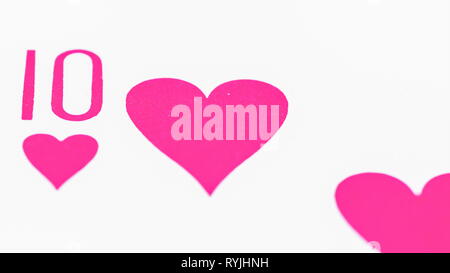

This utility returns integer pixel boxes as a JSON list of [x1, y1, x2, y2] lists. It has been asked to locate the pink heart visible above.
[[336, 173, 450, 253], [126, 78, 288, 195], [23, 134, 98, 189]]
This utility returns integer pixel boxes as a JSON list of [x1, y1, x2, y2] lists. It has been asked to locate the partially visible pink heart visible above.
[[23, 134, 98, 189], [126, 78, 288, 195], [336, 173, 450, 253]]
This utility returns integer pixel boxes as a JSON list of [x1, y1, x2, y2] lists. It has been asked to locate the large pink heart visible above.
[[336, 173, 450, 253], [126, 78, 288, 195], [23, 134, 98, 189]]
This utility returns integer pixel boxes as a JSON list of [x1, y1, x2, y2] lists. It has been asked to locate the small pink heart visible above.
[[126, 78, 288, 195], [336, 173, 450, 253], [23, 134, 98, 190]]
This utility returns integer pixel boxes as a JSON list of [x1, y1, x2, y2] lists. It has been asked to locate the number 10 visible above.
[[22, 50, 103, 121]]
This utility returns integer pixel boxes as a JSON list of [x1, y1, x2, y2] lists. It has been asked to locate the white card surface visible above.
[[0, 0, 448, 252]]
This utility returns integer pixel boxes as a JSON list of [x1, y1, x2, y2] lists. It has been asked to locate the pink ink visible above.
[[23, 134, 98, 189], [52, 50, 103, 121], [22, 50, 36, 120], [336, 173, 450, 253], [127, 78, 288, 195]]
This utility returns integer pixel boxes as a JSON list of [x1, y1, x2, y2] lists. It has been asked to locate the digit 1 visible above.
[[22, 50, 35, 120]]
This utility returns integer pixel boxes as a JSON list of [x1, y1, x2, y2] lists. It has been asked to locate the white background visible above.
[[0, 0, 449, 252]]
